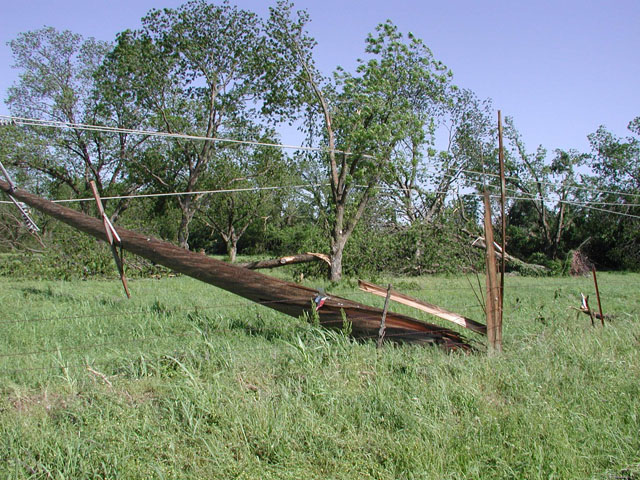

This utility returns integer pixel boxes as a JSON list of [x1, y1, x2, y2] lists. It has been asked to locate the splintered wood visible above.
[[358, 280, 486, 335]]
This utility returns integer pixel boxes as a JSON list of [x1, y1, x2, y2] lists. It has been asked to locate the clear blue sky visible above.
[[1, 0, 638, 155]]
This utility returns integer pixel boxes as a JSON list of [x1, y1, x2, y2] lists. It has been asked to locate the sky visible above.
[[1, 0, 639, 155]]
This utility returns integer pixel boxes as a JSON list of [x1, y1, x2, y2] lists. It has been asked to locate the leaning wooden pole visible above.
[[591, 266, 605, 327], [89, 181, 131, 298], [0, 179, 471, 351]]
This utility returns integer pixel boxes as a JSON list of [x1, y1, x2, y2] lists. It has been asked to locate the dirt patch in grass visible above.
[[10, 391, 73, 413]]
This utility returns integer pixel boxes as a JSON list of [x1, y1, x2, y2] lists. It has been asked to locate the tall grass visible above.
[[1, 273, 639, 479]]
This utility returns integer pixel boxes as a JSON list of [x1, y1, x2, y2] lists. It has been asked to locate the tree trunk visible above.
[[177, 212, 192, 250], [330, 236, 346, 282], [226, 237, 237, 263]]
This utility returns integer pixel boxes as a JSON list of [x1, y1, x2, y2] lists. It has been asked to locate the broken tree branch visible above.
[[238, 253, 330, 270], [472, 237, 548, 274]]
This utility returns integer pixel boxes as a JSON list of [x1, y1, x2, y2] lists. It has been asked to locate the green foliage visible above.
[[5, 26, 138, 208], [578, 117, 640, 270], [4, 7, 639, 283], [527, 252, 564, 276], [341, 220, 481, 278], [0, 219, 170, 280]]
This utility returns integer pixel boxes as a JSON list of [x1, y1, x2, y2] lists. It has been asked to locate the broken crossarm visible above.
[[358, 280, 487, 335]]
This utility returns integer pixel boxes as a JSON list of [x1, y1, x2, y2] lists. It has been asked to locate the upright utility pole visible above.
[[498, 110, 506, 313], [483, 191, 502, 353], [482, 111, 506, 354]]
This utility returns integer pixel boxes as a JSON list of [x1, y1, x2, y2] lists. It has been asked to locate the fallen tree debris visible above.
[[569, 249, 593, 276], [358, 280, 486, 335], [0, 179, 472, 351], [472, 236, 548, 274], [238, 252, 330, 270]]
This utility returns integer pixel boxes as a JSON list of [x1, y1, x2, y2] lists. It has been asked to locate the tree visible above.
[[195, 126, 292, 262], [385, 88, 496, 225], [103, 0, 275, 249], [4, 27, 135, 212], [588, 117, 640, 192], [266, 10, 454, 280], [503, 119, 587, 260], [581, 117, 640, 269]]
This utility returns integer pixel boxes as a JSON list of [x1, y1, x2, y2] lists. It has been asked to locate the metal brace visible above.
[[0, 159, 41, 235]]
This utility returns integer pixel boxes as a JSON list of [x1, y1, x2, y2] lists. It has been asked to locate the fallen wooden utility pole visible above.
[[0, 179, 471, 351], [359, 280, 487, 335], [238, 253, 330, 270]]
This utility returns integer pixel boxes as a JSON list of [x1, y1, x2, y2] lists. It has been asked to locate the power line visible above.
[[3, 185, 638, 219], [4, 114, 638, 200], [461, 168, 640, 200], [0, 114, 377, 161], [462, 174, 640, 207], [1, 183, 330, 205], [475, 184, 640, 220], [0, 287, 489, 327], [0, 325, 482, 376], [2, 115, 638, 219]]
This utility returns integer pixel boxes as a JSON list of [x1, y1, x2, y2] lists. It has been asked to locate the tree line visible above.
[[1, 0, 638, 280]]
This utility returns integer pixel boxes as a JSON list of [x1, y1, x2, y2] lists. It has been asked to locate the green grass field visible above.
[[1, 271, 639, 479]]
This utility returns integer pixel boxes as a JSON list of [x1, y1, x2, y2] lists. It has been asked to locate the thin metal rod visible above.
[[591, 266, 605, 326], [377, 284, 392, 348]]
